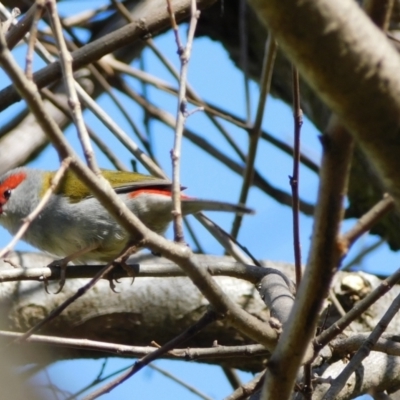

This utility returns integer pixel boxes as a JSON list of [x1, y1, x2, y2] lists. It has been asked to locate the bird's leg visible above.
[[107, 240, 143, 292], [48, 244, 99, 294]]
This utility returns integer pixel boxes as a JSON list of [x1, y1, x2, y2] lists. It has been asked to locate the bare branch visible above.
[[231, 35, 277, 239], [262, 117, 354, 398], [83, 310, 220, 399]]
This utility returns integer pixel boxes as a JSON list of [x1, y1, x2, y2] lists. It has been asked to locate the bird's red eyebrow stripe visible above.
[[0, 172, 26, 190], [128, 189, 190, 199]]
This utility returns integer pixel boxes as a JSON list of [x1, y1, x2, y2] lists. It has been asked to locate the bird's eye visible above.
[[3, 189, 11, 200]]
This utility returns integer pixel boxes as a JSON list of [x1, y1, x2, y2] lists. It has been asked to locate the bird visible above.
[[0, 167, 253, 291]]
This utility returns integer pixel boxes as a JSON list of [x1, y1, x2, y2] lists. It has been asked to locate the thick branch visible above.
[[249, 0, 400, 209]]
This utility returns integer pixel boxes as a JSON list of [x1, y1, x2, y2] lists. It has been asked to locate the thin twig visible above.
[[342, 237, 385, 271], [11, 263, 115, 343], [110, 0, 133, 21], [323, 290, 400, 400], [196, 213, 255, 265], [364, 0, 394, 30], [0, 3, 58, 73], [314, 263, 400, 352], [88, 129, 130, 171], [302, 364, 312, 400], [39, 87, 129, 172], [262, 116, 354, 398], [0, 256, 270, 283], [328, 289, 357, 333], [328, 289, 347, 319], [83, 310, 220, 399], [292, 68, 310, 400], [222, 367, 242, 390], [330, 332, 400, 358], [3, 3, 39, 50], [56, 5, 110, 30], [224, 371, 265, 400], [59, 32, 155, 158], [166, 0, 183, 52], [183, 217, 205, 253], [1, 7, 20, 33], [66, 363, 130, 400], [46, 0, 99, 172], [0, 329, 268, 359], [25, 0, 43, 80], [290, 66, 303, 288], [341, 194, 394, 252], [231, 36, 277, 239], [168, 0, 200, 243], [75, 79, 166, 178], [149, 363, 214, 400], [239, 0, 251, 123], [139, 54, 153, 155]]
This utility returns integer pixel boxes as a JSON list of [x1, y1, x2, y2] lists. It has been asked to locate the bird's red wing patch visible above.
[[128, 188, 190, 199], [0, 172, 26, 202]]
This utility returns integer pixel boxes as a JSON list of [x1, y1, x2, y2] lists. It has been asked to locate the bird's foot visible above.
[[47, 258, 69, 294], [108, 242, 141, 290], [45, 244, 98, 294], [106, 271, 120, 293]]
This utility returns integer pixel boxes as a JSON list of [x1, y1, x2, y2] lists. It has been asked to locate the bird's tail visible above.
[[181, 198, 254, 215]]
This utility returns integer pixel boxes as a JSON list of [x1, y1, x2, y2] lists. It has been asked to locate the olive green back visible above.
[[42, 170, 162, 203]]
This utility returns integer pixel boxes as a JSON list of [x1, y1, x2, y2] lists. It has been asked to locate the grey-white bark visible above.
[[2, 252, 400, 376]]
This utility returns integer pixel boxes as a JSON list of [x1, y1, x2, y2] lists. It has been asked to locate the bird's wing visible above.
[[113, 180, 176, 194], [58, 170, 176, 203]]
